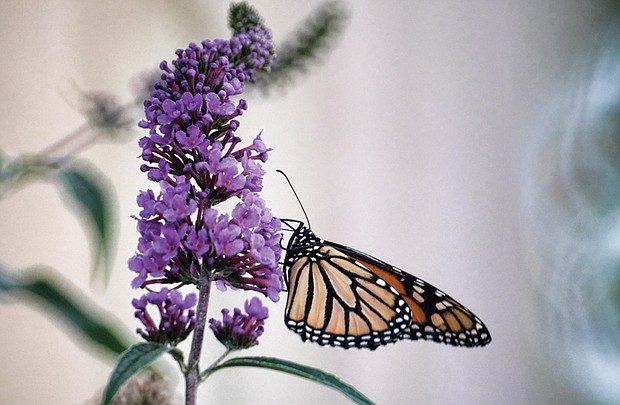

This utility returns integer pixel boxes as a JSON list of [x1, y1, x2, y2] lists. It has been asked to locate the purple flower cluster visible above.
[[209, 297, 269, 350], [211, 191, 283, 302], [132, 288, 197, 345], [130, 24, 281, 345]]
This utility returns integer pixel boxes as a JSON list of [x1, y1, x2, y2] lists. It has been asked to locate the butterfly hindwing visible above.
[[396, 270, 492, 347], [282, 221, 492, 349], [329, 243, 492, 347]]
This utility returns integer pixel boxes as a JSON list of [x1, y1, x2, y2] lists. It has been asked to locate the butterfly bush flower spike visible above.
[[209, 297, 269, 350], [129, 10, 281, 348]]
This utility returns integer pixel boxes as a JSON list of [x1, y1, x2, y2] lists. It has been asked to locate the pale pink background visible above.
[[1, 1, 618, 404]]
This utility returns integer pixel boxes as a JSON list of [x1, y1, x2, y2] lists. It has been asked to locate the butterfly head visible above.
[[280, 219, 321, 249]]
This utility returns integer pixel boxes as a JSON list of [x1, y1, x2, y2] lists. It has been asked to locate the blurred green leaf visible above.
[[0, 265, 130, 356], [0, 150, 18, 186], [101, 342, 168, 405], [1, 157, 116, 284], [0, 153, 50, 199], [56, 163, 115, 285], [208, 356, 376, 405]]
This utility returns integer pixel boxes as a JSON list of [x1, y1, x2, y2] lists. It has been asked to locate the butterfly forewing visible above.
[[284, 226, 411, 349], [283, 223, 492, 349]]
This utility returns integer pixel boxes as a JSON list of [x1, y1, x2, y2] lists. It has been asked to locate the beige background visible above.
[[1, 1, 619, 404]]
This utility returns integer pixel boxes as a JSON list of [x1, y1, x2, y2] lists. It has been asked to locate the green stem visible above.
[[38, 122, 92, 158], [184, 274, 212, 405], [38, 99, 135, 164], [200, 348, 232, 381]]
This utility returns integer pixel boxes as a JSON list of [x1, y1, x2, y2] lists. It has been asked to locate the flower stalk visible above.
[[184, 274, 212, 405]]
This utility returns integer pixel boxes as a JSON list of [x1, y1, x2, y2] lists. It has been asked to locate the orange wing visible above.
[[283, 223, 491, 349]]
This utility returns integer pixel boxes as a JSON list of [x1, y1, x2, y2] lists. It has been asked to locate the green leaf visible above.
[[56, 163, 115, 285], [0, 153, 49, 199], [101, 342, 169, 405], [0, 149, 19, 186], [208, 356, 376, 405], [0, 265, 130, 356]]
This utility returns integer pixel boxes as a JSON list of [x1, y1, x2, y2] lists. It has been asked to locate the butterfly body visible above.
[[282, 219, 491, 350]]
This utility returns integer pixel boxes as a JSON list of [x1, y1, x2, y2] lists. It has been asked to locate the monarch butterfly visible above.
[[278, 172, 492, 350]]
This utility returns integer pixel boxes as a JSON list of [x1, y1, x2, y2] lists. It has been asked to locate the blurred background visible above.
[[2, 0, 620, 404]]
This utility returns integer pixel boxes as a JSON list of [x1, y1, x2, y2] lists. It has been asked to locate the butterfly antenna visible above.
[[277, 169, 312, 229]]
